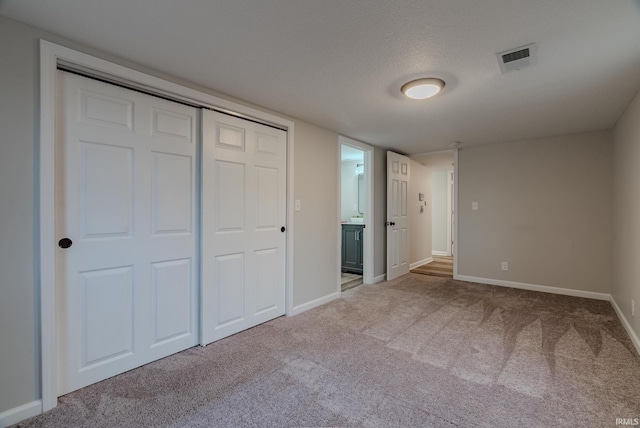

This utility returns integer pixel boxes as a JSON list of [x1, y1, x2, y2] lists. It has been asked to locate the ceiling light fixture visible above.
[[401, 78, 445, 100]]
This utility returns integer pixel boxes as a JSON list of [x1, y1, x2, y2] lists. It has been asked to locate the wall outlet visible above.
[[633, 300, 635, 317], [501, 262, 509, 271], [472, 202, 479, 211], [295, 199, 301, 212]]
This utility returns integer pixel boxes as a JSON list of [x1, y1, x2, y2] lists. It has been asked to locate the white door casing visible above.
[[201, 110, 287, 345], [337, 136, 375, 287], [386, 151, 411, 281], [448, 170, 454, 257], [56, 71, 198, 395]]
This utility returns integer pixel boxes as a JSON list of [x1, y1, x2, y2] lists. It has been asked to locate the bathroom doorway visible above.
[[338, 136, 374, 292]]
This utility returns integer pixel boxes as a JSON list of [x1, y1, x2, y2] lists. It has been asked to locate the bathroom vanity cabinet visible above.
[[341, 224, 364, 274]]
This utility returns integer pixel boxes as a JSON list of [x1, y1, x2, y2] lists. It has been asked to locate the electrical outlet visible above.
[[633, 300, 635, 317], [472, 202, 479, 211], [295, 199, 301, 212], [501, 262, 508, 271]]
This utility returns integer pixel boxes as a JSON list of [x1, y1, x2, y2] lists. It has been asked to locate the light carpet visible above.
[[14, 274, 640, 427]]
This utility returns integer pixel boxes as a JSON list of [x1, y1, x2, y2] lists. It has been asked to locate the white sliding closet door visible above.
[[56, 71, 198, 395], [201, 110, 287, 345]]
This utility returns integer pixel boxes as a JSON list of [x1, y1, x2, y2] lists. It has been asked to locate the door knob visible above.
[[58, 238, 73, 249], [281, 226, 286, 232], [390, 222, 396, 226]]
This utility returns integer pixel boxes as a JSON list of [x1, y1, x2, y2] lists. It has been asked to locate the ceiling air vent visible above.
[[496, 43, 537, 74]]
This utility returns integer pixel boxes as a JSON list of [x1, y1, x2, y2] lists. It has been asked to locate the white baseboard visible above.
[[373, 274, 386, 284], [610, 296, 640, 356], [410, 257, 433, 270], [432, 251, 448, 256], [454, 275, 610, 301], [0, 400, 42, 428], [290, 291, 340, 316]]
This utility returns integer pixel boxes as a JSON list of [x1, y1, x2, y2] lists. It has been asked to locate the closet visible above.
[[55, 70, 287, 395]]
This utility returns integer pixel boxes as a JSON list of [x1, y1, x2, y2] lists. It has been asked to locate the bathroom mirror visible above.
[[358, 173, 364, 215]]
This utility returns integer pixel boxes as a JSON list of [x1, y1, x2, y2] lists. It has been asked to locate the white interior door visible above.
[[386, 151, 410, 281], [201, 110, 287, 345], [56, 71, 198, 395]]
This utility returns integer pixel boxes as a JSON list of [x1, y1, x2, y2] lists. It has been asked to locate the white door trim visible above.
[[39, 40, 295, 412], [337, 136, 375, 287], [453, 148, 459, 279], [447, 170, 453, 257]]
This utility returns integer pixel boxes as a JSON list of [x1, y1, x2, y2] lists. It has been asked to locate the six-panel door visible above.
[[201, 110, 287, 345], [56, 71, 198, 394], [386, 151, 410, 281]]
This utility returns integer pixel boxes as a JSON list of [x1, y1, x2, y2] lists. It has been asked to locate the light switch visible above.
[[295, 199, 301, 212], [472, 202, 478, 211]]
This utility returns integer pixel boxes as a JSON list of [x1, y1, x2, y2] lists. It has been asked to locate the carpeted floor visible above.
[[15, 274, 640, 427], [411, 256, 454, 277]]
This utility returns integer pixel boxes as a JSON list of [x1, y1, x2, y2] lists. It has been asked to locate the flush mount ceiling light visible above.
[[401, 78, 445, 100]]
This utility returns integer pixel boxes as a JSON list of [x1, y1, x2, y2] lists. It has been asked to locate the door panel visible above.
[[152, 107, 193, 142], [151, 258, 192, 345], [387, 151, 411, 280], [256, 167, 279, 229], [80, 142, 133, 239], [80, 89, 133, 130], [216, 161, 246, 232], [215, 253, 246, 326], [255, 248, 278, 314], [81, 266, 134, 367], [152, 153, 192, 235], [202, 110, 287, 344], [56, 71, 198, 395]]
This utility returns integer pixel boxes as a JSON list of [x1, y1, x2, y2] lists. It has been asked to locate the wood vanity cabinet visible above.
[[341, 224, 364, 274]]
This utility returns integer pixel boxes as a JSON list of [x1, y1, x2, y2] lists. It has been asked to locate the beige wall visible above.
[[431, 170, 450, 254], [292, 122, 339, 306], [458, 131, 612, 293], [0, 16, 40, 414], [0, 15, 341, 414], [409, 160, 432, 266], [612, 87, 640, 340]]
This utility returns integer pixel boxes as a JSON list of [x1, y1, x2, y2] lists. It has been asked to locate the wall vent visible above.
[[496, 43, 537, 74]]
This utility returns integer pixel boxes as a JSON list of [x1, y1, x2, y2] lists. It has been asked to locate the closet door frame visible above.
[[39, 40, 295, 412]]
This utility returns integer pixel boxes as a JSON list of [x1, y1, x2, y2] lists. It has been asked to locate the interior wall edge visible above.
[[610, 295, 640, 356], [0, 400, 42, 427]]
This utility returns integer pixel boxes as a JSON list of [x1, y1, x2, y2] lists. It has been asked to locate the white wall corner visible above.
[[609, 296, 640, 356], [289, 292, 340, 316], [455, 275, 611, 301], [0, 400, 42, 428], [373, 274, 386, 284], [410, 258, 433, 270]]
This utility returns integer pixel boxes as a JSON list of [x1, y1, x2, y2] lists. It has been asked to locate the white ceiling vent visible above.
[[496, 43, 537, 74]]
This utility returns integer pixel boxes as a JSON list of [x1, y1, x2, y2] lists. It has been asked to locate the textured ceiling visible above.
[[2, 0, 640, 154]]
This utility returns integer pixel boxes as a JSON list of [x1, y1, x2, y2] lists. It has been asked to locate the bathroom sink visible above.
[[350, 217, 364, 223]]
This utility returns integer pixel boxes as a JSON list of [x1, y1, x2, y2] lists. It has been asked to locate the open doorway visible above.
[[338, 136, 374, 292], [410, 150, 456, 278]]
